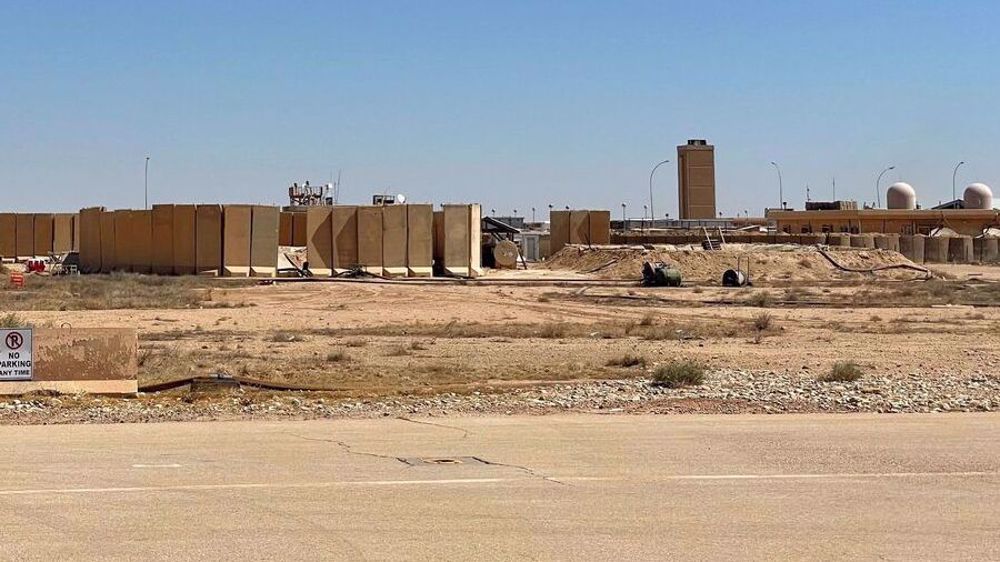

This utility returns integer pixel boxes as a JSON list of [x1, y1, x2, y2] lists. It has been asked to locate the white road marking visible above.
[[131, 464, 183, 468], [0, 471, 994, 496]]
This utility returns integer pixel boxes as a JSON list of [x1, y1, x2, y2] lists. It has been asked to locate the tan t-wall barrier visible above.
[[173, 205, 197, 275], [0, 214, 15, 259], [152, 205, 175, 275], [332, 206, 358, 273], [549, 210, 612, 254], [196, 205, 223, 276], [79, 207, 104, 273], [53, 214, 75, 253], [250, 205, 279, 277], [223, 205, 252, 277]]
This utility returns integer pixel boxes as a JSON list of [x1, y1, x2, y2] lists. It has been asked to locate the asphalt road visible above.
[[2, 413, 999, 560]]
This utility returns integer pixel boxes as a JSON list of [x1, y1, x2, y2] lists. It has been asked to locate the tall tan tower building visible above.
[[677, 139, 716, 219]]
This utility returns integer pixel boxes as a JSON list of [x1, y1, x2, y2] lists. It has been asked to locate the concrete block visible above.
[[172, 205, 197, 275], [292, 212, 307, 246], [223, 205, 252, 277], [279, 212, 294, 246], [407, 204, 433, 277], [569, 210, 590, 245], [382, 204, 408, 278], [923, 237, 948, 263], [196, 205, 223, 276], [15, 214, 34, 258], [99, 212, 116, 272], [873, 234, 900, 253], [151, 204, 175, 275], [850, 234, 874, 249], [976, 237, 999, 263], [947, 236, 974, 264], [331, 206, 359, 273], [899, 235, 925, 264], [78, 207, 104, 273], [470, 204, 483, 277], [53, 214, 74, 253], [442, 205, 471, 277], [250, 206, 279, 277], [304, 207, 333, 276], [132, 210, 153, 274], [0, 328, 138, 396], [0, 213, 15, 259], [588, 210, 611, 245], [357, 206, 383, 276], [550, 211, 570, 254]]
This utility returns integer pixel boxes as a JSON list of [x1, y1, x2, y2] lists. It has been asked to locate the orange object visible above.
[[9, 272, 24, 289]]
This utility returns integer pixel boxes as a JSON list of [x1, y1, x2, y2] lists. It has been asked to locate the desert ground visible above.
[[1, 244, 999, 423]]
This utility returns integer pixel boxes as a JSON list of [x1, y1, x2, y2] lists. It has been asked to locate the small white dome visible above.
[[886, 182, 917, 210], [964, 183, 993, 210]]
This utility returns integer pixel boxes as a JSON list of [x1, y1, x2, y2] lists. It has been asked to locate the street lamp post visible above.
[[952, 161, 966, 202], [144, 156, 150, 210], [770, 162, 783, 210], [648, 159, 670, 221], [875, 165, 895, 208], [621, 203, 626, 230]]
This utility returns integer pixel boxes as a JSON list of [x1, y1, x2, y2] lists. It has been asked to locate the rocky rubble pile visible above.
[[1, 369, 997, 425]]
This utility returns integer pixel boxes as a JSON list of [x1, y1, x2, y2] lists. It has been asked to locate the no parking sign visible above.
[[0, 329, 33, 381]]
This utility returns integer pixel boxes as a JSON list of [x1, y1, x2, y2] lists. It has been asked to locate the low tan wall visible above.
[[0, 328, 137, 396]]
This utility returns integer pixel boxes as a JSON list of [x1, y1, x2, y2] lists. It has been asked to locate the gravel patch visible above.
[[1, 369, 998, 425]]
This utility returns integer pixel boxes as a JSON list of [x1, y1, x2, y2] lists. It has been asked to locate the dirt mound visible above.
[[544, 244, 926, 283]]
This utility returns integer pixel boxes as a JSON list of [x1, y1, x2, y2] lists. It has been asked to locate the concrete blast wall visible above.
[[357, 206, 383, 276], [306, 207, 334, 276], [99, 212, 116, 273], [53, 214, 75, 253], [223, 205, 252, 277], [550, 210, 611, 254], [15, 214, 34, 259], [947, 236, 974, 264], [407, 204, 433, 277], [975, 237, 999, 263], [152, 205, 175, 275], [923, 237, 948, 263], [440, 204, 482, 278], [0, 214, 15, 259], [549, 211, 570, 255], [382, 204, 408, 277], [331, 206, 358, 273], [850, 234, 875, 249], [173, 205, 197, 275], [196, 205, 223, 276], [250, 205, 279, 277], [132, 210, 153, 274], [589, 210, 611, 245], [873, 234, 900, 253], [113, 210, 132, 272], [78, 207, 104, 273], [292, 212, 307, 246], [279, 212, 294, 246], [899, 235, 925, 264]]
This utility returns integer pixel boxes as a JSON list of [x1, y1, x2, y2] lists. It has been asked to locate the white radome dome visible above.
[[963, 183, 993, 210], [886, 182, 917, 210]]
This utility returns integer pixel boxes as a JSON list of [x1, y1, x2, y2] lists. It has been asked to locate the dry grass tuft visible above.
[[606, 353, 647, 368], [819, 361, 863, 382], [651, 361, 706, 388]]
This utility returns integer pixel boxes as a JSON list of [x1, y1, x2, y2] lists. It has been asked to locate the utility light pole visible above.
[[144, 156, 150, 210], [648, 159, 670, 221], [875, 165, 895, 208], [770, 161, 783, 210], [952, 161, 966, 202]]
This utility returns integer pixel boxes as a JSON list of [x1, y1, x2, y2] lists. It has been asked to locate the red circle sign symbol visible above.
[[5, 332, 23, 350]]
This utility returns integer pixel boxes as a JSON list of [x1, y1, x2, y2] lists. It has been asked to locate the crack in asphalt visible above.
[[474, 457, 569, 486], [395, 416, 471, 439], [285, 433, 408, 465]]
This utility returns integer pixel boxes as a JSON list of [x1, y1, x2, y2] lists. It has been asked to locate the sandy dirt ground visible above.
[[11, 261, 1000, 400]]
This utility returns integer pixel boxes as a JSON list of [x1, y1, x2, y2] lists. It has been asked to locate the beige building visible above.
[[767, 208, 1000, 237], [677, 139, 716, 219]]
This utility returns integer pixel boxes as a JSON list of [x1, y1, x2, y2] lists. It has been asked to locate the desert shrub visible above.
[[651, 361, 706, 388], [747, 291, 772, 307], [0, 312, 29, 328], [326, 351, 349, 363], [752, 311, 773, 332], [538, 323, 567, 339], [606, 353, 647, 368], [819, 361, 863, 382]]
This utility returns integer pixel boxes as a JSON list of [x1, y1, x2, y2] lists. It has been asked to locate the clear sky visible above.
[[3, 1, 1000, 217]]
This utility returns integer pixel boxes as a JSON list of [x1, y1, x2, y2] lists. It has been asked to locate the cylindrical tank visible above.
[[899, 235, 925, 263], [947, 236, 974, 263], [963, 183, 993, 210], [887, 182, 917, 210], [924, 236, 949, 263]]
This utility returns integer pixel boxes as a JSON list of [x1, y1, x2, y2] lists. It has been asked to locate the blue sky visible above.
[[3, 1, 1000, 217]]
